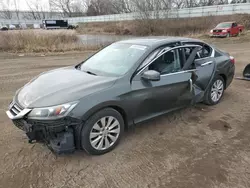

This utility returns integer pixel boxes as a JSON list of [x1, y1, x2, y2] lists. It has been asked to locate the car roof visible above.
[[219, 21, 234, 24], [117, 36, 203, 48]]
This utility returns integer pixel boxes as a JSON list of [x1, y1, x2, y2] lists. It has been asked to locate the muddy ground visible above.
[[0, 41, 250, 188]]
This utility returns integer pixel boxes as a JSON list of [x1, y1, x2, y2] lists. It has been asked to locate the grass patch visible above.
[[77, 14, 250, 36], [0, 30, 101, 53]]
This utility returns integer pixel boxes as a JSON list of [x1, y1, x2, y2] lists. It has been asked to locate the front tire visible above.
[[204, 76, 225, 105], [238, 30, 242, 37], [81, 108, 124, 155]]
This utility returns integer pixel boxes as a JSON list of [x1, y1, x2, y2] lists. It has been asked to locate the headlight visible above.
[[222, 30, 227, 32], [28, 101, 78, 120], [210, 30, 213, 33]]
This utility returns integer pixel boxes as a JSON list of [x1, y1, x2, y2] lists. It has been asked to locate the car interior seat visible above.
[[149, 51, 175, 74]]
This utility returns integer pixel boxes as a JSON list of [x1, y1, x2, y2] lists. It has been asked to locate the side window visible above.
[[183, 43, 212, 60], [137, 49, 160, 71], [148, 49, 182, 75], [137, 42, 181, 71], [232, 23, 237, 27]]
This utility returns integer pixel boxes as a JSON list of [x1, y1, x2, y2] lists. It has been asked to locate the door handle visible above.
[[201, 61, 213, 67], [189, 79, 193, 93]]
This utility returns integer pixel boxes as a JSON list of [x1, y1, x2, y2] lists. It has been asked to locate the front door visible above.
[[130, 48, 194, 124], [231, 22, 238, 36]]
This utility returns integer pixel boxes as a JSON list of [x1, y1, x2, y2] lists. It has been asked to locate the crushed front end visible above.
[[6, 101, 81, 154]]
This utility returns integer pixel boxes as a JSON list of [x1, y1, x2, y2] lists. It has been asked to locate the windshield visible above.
[[80, 43, 148, 76], [215, 23, 232, 28]]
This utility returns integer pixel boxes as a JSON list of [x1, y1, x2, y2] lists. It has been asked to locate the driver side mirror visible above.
[[141, 70, 161, 81]]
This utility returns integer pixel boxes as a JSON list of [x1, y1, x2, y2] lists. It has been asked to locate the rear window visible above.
[[197, 45, 212, 59], [183, 43, 212, 60]]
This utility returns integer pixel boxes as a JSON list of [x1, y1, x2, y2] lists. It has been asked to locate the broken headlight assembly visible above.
[[27, 101, 78, 120]]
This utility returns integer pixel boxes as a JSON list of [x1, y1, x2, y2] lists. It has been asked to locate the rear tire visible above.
[[81, 108, 124, 155], [203, 76, 225, 105]]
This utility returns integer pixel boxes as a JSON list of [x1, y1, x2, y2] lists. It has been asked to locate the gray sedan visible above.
[[6, 37, 235, 155]]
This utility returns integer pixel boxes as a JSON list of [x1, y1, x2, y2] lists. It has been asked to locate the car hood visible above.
[[17, 66, 117, 108]]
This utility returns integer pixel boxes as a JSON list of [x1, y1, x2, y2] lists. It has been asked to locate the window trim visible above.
[[161, 69, 197, 77], [136, 45, 200, 76]]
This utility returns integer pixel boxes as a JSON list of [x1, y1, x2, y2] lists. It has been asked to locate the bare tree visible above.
[[109, 0, 133, 13], [25, 0, 47, 20], [0, 0, 13, 19], [172, 0, 185, 8], [86, 0, 135, 16], [86, 0, 116, 16], [49, 0, 86, 17], [13, 0, 20, 19]]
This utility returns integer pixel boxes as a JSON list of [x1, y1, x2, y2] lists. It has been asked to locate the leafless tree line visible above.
[[0, 0, 248, 19], [49, 0, 246, 16], [0, 0, 20, 19], [50, 0, 249, 16]]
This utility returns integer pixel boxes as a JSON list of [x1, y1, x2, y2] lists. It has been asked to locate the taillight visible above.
[[230, 56, 235, 64]]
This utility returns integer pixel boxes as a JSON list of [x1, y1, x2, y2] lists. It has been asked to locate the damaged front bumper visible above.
[[210, 33, 228, 37], [13, 118, 81, 154], [6, 104, 82, 154]]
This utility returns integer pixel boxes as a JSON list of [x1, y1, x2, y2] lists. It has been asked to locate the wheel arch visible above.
[[74, 102, 130, 150], [81, 102, 129, 129], [219, 73, 227, 88]]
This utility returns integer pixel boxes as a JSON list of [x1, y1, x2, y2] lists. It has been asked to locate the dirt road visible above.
[[0, 41, 250, 188]]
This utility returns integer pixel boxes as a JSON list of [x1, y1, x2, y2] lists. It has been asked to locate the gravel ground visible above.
[[0, 41, 250, 188]]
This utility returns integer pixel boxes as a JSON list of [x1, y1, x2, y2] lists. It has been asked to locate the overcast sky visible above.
[[1, 0, 50, 11]]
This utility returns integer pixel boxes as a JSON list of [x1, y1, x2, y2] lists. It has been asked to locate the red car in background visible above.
[[210, 22, 244, 38]]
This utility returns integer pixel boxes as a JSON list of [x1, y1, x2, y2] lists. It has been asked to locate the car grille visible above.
[[13, 119, 26, 131], [13, 117, 80, 132], [9, 101, 24, 116], [213, 29, 222, 32]]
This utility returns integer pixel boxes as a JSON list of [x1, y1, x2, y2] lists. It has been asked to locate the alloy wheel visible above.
[[89, 116, 120, 151], [211, 79, 224, 103]]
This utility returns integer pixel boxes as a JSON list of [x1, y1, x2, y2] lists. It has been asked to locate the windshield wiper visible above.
[[85, 71, 97, 76]]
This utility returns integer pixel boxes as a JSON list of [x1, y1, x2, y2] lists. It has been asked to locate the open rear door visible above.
[[182, 45, 216, 103], [194, 57, 216, 90]]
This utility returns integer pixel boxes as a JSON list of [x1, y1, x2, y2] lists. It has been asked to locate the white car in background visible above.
[[9, 24, 16, 30], [33, 24, 41, 29], [19, 23, 27, 29]]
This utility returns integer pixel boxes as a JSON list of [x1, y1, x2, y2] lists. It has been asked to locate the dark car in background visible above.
[[42, 19, 69, 29], [210, 21, 244, 37], [42, 19, 78, 30], [6, 37, 235, 155], [0, 24, 8, 31]]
